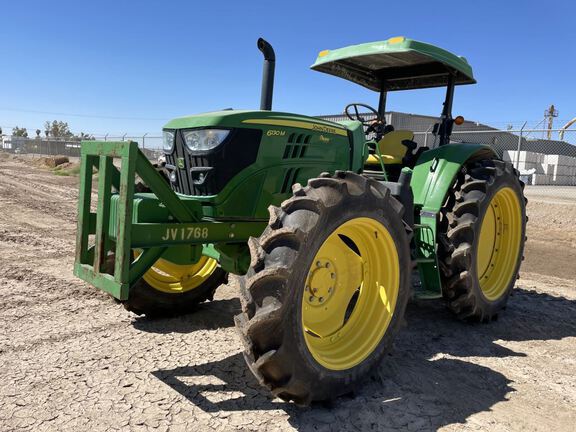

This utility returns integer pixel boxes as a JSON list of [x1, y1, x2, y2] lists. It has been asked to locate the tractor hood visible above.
[[311, 36, 475, 92], [163, 110, 347, 135]]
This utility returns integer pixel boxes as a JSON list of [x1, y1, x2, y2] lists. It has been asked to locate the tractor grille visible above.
[[165, 128, 262, 196], [282, 133, 311, 159]]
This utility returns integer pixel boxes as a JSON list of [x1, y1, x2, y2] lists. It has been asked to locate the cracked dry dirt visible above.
[[0, 153, 575, 431]]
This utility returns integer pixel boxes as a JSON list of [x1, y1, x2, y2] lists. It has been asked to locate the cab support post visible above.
[[438, 72, 456, 146]]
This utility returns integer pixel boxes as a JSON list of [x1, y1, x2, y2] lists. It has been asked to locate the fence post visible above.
[[515, 121, 527, 171], [423, 124, 433, 148], [142, 133, 148, 151]]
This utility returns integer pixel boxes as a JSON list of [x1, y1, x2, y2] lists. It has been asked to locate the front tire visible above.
[[123, 255, 227, 317], [438, 159, 527, 321], [235, 171, 412, 405]]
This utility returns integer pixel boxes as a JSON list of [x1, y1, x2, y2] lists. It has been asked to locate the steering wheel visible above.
[[344, 103, 382, 126], [345, 103, 387, 139]]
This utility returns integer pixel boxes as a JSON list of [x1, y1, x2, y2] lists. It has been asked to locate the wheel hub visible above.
[[305, 259, 336, 305]]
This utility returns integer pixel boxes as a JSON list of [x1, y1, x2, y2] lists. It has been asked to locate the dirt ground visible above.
[[1, 153, 575, 431]]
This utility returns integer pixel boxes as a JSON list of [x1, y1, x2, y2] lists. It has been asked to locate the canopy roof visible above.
[[311, 37, 475, 92]]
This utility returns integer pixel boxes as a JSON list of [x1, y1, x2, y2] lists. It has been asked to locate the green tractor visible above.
[[74, 36, 527, 405]]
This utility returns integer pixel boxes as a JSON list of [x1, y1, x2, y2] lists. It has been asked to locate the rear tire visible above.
[[438, 159, 527, 321], [235, 171, 412, 405]]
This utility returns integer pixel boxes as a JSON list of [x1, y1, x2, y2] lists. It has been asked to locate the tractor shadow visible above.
[[131, 297, 241, 334], [152, 287, 576, 430]]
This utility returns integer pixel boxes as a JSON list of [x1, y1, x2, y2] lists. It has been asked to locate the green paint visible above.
[[311, 36, 475, 91], [411, 143, 496, 211], [73, 38, 496, 305], [410, 143, 496, 297], [165, 111, 354, 220]]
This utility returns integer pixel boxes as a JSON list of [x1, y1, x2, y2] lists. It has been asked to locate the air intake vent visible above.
[[282, 133, 311, 159], [281, 168, 300, 193]]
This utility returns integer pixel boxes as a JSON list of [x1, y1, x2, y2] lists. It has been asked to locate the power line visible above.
[[0, 107, 170, 121]]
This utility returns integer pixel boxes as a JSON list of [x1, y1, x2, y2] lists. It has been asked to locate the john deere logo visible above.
[[177, 158, 185, 169]]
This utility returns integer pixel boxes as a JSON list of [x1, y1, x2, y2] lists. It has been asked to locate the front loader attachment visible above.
[[73, 141, 265, 300]]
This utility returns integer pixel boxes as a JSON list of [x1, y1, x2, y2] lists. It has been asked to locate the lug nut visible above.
[[331, 273, 335, 279], [309, 296, 315, 302], [313, 288, 318, 293], [325, 262, 330, 268], [319, 297, 324, 302]]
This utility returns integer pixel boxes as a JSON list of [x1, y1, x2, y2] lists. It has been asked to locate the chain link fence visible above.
[[2, 118, 575, 195], [0, 134, 164, 161], [319, 113, 576, 193]]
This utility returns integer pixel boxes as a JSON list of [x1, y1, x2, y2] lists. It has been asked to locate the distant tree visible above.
[[12, 126, 29, 137], [44, 120, 73, 138]]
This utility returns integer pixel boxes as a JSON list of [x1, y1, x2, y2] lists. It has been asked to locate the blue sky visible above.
[[1, 0, 574, 136]]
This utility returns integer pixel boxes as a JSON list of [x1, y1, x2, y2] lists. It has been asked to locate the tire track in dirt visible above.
[[0, 153, 575, 431]]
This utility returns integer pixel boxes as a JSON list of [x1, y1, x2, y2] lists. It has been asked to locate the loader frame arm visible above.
[[73, 141, 266, 300]]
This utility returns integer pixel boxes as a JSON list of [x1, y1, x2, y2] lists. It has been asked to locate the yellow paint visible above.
[[365, 130, 414, 165], [136, 253, 219, 294], [388, 36, 405, 44], [302, 217, 400, 370], [477, 187, 523, 300], [318, 50, 330, 57], [242, 119, 348, 137]]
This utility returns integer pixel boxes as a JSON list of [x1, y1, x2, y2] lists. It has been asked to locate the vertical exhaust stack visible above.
[[257, 38, 275, 111]]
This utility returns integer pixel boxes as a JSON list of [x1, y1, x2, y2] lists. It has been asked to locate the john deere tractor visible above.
[[74, 37, 526, 405]]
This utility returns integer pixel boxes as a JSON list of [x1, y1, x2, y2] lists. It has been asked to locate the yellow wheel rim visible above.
[[138, 253, 219, 294], [476, 187, 522, 301], [301, 217, 400, 371]]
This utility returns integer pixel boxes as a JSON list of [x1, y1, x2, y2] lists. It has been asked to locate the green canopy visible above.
[[311, 37, 475, 92]]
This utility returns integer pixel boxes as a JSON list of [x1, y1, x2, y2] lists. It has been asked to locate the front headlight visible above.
[[162, 130, 175, 152], [183, 129, 230, 152]]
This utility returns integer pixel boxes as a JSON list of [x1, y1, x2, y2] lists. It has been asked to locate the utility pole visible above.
[[544, 104, 558, 140]]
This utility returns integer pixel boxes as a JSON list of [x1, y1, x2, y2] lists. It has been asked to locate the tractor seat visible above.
[[366, 130, 415, 165]]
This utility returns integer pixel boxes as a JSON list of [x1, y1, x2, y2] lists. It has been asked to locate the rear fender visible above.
[[411, 143, 496, 211], [410, 143, 496, 297]]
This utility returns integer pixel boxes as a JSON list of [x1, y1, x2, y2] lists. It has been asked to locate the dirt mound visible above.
[[32, 155, 70, 168]]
